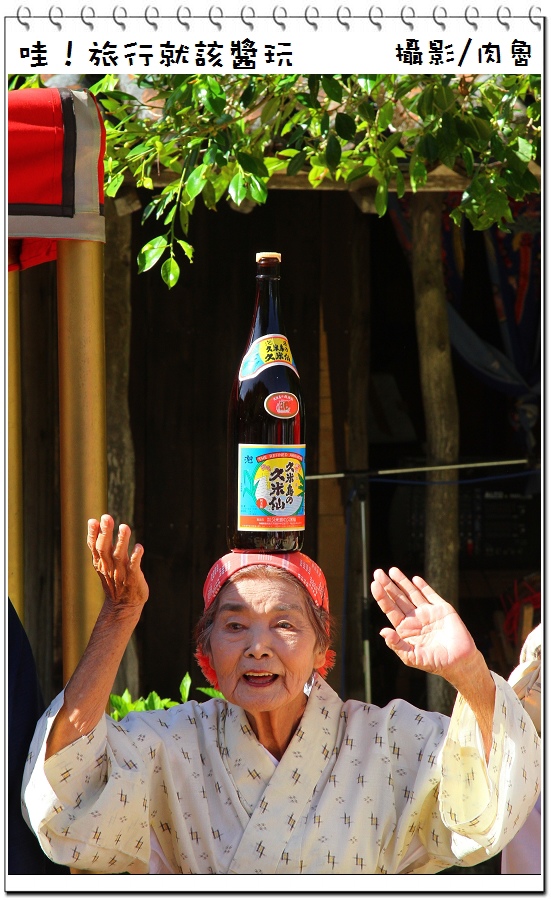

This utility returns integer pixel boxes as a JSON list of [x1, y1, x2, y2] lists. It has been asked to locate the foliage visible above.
[[9, 73, 540, 287], [109, 672, 224, 721]]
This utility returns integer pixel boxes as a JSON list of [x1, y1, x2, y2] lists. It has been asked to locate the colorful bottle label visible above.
[[239, 334, 298, 381], [237, 443, 306, 531], [264, 392, 299, 419]]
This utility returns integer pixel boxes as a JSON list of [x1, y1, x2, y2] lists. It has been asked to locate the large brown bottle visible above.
[[227, 252, 305, 551]]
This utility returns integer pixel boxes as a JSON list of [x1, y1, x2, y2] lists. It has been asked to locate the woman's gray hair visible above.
[[194, 564, 334, 657]]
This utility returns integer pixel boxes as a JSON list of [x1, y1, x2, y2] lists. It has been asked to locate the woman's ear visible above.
[[313, 646, 327, 671]]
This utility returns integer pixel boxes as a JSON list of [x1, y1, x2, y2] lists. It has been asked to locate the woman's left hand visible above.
[[371, 566, 496, 760], [370, 567, 477, 685]]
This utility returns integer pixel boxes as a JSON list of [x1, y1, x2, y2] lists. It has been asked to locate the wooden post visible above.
[[57, 239, 107, 681], [345, 210, 371, 701], [8, 244, 25, 621], [316, 305, 346, 694], [411, 192, 460, 715]]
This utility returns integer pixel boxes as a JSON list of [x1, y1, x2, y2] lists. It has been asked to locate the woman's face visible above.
[[208, 573, 326, 722]]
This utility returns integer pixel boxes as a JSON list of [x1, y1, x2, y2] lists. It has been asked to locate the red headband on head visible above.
[[203, 551, 329, 611], [196, 551, 335, 688]]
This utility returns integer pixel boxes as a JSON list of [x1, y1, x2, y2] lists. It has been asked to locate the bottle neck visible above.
[[249, 259, 283, 342]]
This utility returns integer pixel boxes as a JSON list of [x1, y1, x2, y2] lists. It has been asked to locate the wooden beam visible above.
[[144, 160, 546, 197]]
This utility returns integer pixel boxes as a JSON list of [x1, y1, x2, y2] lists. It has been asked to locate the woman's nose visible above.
[[245, 629, 273, 658]]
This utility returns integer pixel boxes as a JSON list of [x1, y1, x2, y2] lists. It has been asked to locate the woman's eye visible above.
[[276, 621, 293, 630], [227, 622, 244, 631]]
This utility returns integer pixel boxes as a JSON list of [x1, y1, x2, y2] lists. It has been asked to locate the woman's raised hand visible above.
[[370, 567, 477, 686], [87, 514, 149, 614]]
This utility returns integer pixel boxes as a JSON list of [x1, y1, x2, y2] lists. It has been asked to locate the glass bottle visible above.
[[227, 252, 305, 551]]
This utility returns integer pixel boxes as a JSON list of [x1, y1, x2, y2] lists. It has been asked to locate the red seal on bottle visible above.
[[264, 392, 299, 419]]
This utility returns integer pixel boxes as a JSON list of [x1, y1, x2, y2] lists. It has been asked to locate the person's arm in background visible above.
[[501, 623, 542, 875], [8, 600, 69, 874]]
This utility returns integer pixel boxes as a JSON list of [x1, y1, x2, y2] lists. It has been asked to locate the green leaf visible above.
[[144, 691, 163, 710], [202, 87, 226, 117], [163, 205, 177, 225], [375, 180, 388, 217], [240, 80, 257, 108], [176, 239, 194, 262], [202, 179, 217, 209], [186, 164, 208, 200], [320, 111, 330, 136], [105, 171, 125, 197], [197, 686, 225, 699], [137, 236, 168, 273], [435, 128, 457, 170], [335, 112, 356, 142], [409, 158, 428, 192], [321, 75, 343, 103], [357, 75, 383, 94], [308, 163, 328, 187], [180, 673, 192, 703], [228, 171, 248, 206], [379, 132, 403, 158], [461, 145, 474, 177], [260, 95, 279, 123], [236, 151, 269, 178], [456, 116, 479, 144], [434, 83, 456, 113], [416, 84, 435, 120], [180, 196, 194, 227], [358, 100, 376, 124], [167, 84, 194, 112], [161, 256, 180, 289], [325, 134, 341, 171], [307, 75, 320, 96], [263, 157, 286, 176], [472, 116, 493, 144], [247, 175, 266, 204], [131, 698, 146, 712], [516, 136, 533, 164], [344, 164, 372, 183], [376, 100, 394, 133], [394, 167, 405, 199], [417, 133, 439, 163], [126, 142, 151, 161], [286, 149, 308, 177]]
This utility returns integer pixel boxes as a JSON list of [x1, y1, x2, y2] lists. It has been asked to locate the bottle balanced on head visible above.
[[227, 252, 305, 552]]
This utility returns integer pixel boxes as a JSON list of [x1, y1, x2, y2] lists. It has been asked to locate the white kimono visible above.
[[22, 673, 540, 875]]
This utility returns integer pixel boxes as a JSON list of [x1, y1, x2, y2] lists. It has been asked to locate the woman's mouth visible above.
[[243, 672, 279, 686]]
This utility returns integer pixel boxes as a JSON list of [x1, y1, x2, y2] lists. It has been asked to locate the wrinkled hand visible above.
[[371, 567, 477, 683], [87, 514, 149, 614]]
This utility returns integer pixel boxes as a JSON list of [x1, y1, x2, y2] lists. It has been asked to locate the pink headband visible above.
[[203, 551, 329, 612]]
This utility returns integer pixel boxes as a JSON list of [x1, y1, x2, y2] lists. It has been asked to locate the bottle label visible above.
[[264, 392, 299, 419], [239, 334, 298, 381], [237, 443, 306, 531]]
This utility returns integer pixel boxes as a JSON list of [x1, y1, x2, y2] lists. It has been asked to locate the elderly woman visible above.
[[23, 515, 539, 875]]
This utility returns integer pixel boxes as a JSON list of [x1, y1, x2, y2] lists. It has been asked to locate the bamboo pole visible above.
[[57, 239, 107, 681], [8, 250, 25, 621]]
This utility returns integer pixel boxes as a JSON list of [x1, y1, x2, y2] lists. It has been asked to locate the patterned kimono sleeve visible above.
[[438, 672, 541, 866], [22, 691, 152, 874]]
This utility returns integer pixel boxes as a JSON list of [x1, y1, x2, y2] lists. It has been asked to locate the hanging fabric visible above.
[[8, 87, 106, 270]]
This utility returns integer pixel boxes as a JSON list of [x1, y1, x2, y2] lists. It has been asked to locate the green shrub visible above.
[[109, 672, 224, 721]]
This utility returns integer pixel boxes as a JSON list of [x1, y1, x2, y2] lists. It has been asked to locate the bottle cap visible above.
[[256, 252, 281, 262]]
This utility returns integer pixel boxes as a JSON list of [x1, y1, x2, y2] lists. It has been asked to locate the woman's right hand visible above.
[[46, 516, 149, 758], [87, 514, 149, 615]]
